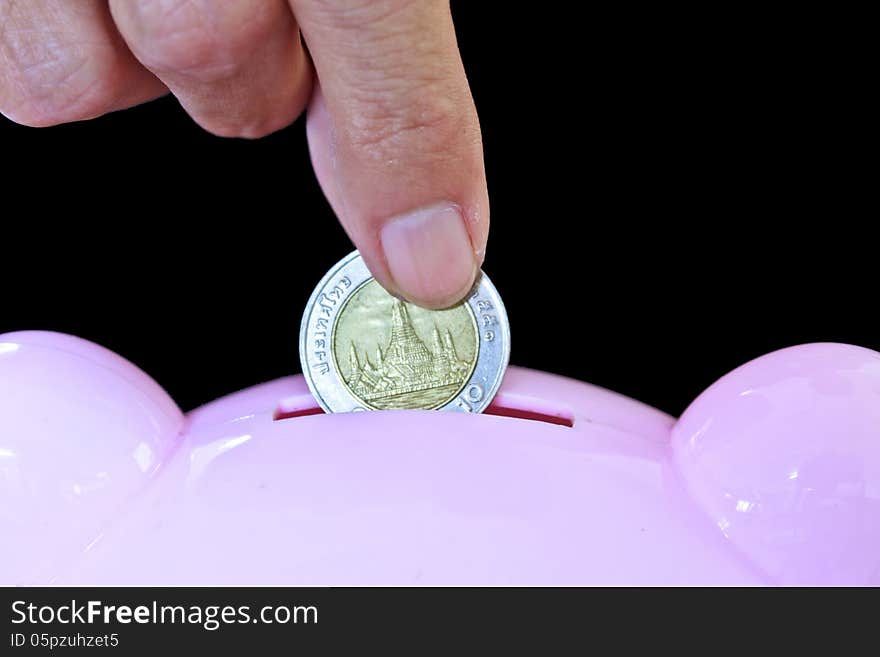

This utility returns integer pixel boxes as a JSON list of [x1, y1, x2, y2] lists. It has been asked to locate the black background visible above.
[[0, 5, 872, 416]]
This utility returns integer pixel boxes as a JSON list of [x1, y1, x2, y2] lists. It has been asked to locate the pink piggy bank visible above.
[[1, 330, 879, 586]]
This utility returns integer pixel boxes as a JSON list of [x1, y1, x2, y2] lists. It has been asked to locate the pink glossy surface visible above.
[[672, 343, 880, 585], [0, 331, 183, 585], [1, 331, 878, 585]]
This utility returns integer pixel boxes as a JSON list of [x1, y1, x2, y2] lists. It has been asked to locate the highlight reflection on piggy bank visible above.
[[2, 330, 878, 585]]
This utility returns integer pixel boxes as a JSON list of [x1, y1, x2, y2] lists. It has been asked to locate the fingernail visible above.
[[379, 202, 477, 308]]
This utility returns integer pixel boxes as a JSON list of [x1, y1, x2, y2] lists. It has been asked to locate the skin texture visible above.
[[0, 0, 488, 309]]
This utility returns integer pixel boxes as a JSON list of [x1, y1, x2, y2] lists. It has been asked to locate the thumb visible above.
[[296, 0, 489, 309]]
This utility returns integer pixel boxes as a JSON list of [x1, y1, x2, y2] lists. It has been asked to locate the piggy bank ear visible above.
[[672, 343, 880, 585], [0, 331, 183, 584]]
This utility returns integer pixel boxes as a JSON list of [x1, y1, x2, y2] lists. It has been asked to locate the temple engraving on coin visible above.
[[332, 280, 478, 410], [301, 251, 508, 414]]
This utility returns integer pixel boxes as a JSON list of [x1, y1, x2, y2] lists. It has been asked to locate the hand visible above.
[[0, 0, 488, 309]]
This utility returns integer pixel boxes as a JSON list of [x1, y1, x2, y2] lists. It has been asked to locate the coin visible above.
[[299, 251, 510, 413]]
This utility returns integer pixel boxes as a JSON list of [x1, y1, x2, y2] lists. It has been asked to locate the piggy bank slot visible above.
[[273, 391, 573, 427], [273, 393, 325, 421], [485, 392, 574, 427]]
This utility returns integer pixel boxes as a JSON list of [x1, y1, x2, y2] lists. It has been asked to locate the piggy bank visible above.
[[1, 330, 879, 585]]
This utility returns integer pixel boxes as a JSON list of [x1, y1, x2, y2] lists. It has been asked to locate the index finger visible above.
[[294, 0, 490, 309]]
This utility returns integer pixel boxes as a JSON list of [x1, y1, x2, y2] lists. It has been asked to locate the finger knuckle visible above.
[[198, 115, 290, 140], [122, 0, 284, 80], [0, 37, 120, 126]]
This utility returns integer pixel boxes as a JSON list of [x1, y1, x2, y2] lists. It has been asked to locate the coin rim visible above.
[[299, 251, 510, 413]]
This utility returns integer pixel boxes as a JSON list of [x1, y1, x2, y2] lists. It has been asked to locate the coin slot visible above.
[[273, 392, 325, 421], [484, 392, 574, 427], [483, 403, 574, 427], [273, 392, 573, 427], [273, 406, 325, 421]]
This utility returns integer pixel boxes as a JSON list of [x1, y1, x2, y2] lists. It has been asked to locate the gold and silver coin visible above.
[[299, 251, 510, 413]]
